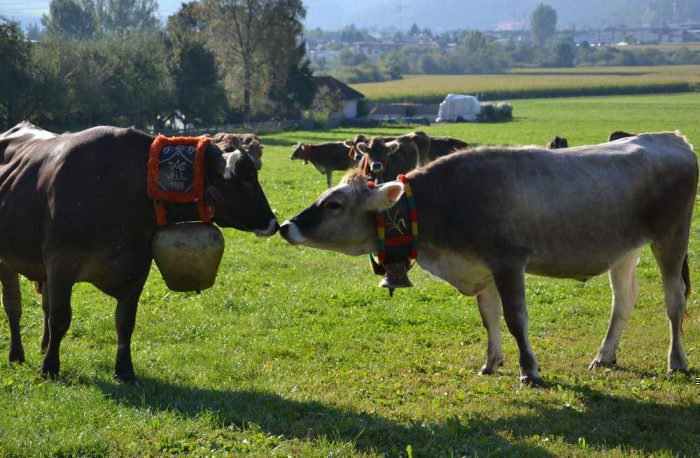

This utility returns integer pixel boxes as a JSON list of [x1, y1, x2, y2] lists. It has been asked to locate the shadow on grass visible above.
[[89, 376, 698, 456]]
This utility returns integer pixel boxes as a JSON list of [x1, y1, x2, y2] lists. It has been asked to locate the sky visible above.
[[0, 0, 644, 32]]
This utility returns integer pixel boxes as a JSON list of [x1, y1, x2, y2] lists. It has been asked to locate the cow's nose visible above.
[[370, 162, 383, 173], [279, 222, 290, 238], [279, 220, 305, 244]]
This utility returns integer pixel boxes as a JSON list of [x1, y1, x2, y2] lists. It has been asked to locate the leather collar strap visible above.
[[368, 174, 419, 290]]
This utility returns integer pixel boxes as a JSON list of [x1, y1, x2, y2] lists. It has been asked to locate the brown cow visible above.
[[214, 132, 263, 170], [347, 131, 432, 166], [281, 132, 697, 385], [352, 132, 430, 183], [0, 122, 278, 381], [427, 136, 470, 160], [290, 142, 357, 187]]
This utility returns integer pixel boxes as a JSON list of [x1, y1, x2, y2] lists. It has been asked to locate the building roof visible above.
[[314, 76, 365, 100]]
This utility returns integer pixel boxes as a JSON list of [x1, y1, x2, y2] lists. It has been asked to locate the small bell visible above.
[[378, 261, 413, 296]]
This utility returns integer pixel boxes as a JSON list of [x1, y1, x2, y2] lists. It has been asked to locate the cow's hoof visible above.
[[588, 357, 616, 370], [479, 366, 497, 375], [519, 375, 545, 387], [39, 364, 60, 379], [667, 366, 689, 376], [113, 371, 137, 384], [9, 348, 25, 364]]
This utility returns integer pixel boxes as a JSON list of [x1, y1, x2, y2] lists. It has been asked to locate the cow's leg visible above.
[[40, 273, 74, 378], [590, 247, 641, 369], [326, 170, 333, 188], [0, 263, 24, 363], [112, 273, 148, 382], [651, 242, 689, 373], [476, 282, 503, 375], [40, 285, 50, 354], [492, 262, 542, 385]]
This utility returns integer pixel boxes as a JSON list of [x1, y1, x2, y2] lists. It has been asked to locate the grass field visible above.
[[1, 92, 700, 456], [352, 65, 700, 102]]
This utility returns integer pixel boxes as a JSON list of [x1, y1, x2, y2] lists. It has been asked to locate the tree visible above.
[[0, 18, 34, 128], [530, 3, 557, 46], [95, 0, 159, 33], [167, 2, 227, 124], [42, 0, 97, 39], [202, 0, 311, 122], [550, 39, 575, 67]]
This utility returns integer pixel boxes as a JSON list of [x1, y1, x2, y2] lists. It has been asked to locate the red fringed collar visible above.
[[147, 135, 214, 226]]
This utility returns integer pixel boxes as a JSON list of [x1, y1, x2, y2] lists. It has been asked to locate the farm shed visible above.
[[314, 76, 365, 124]]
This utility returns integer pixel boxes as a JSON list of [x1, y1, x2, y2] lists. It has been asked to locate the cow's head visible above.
[[343, 134, 369, 161], [244, 139, 263, 171], [290, 143, 307, 162], [279, 171, 404, 255], [205, 143, 278, 236], [354, 137, 401, 179]]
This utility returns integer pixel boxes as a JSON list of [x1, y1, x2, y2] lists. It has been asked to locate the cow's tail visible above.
[[682, 254, 691, 332]]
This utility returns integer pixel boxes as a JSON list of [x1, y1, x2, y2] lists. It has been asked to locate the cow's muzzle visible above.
[[370, 162, 384, 173], [279, 221, 305, 244], [254, 218, 279, 237]]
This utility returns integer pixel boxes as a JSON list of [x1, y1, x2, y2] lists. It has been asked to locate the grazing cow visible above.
[[0, 122, 278, 381], [427, 136, 470, 160], [546, 136, 568, 149], [347, 131, 432, 166], [290, 142, 357, 187], [609, 131, 635, 142], [280, 132, 697, 385], [214, 133, 264, 170], [353, 132, 429, 183]]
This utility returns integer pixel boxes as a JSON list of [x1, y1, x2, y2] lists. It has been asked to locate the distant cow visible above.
[[427, 136, 470, 160], [214, 133, 263, 170], [290, 142, 357, 187], [546, 136, 568, 149], [609, 131, 635, 141], [0, 122, 278, 381], [353, 131, 431, 183], [281, 132, 697, 385], [347, 131, 432, 166]]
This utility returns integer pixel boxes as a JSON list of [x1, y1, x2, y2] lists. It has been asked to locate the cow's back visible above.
[[0, 126, 155, 280], [410, 132, 697, 278]]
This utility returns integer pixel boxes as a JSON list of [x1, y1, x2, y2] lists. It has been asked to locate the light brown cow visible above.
[[281, 132, 697, 385]]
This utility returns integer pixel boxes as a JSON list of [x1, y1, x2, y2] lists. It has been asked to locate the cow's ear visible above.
[[221, 150, 244, 179], [206, 143, 227, 176], [363, 181, 404, 211], [385, 141, 401, 155]]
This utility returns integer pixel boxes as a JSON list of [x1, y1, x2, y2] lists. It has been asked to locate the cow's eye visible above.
[[325, 201, 342, 211]]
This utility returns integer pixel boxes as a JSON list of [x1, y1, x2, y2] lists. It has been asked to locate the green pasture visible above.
[[352, 65, 700, 102], [1, 92, 699, 456]]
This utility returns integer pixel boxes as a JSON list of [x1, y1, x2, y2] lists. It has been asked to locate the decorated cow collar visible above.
[[148, 135, 215, 226], [367, 174, 419, 296]]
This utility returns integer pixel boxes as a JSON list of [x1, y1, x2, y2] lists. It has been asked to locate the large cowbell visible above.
[[370, 191, 415, 296], [371, 256, 413, 292]]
